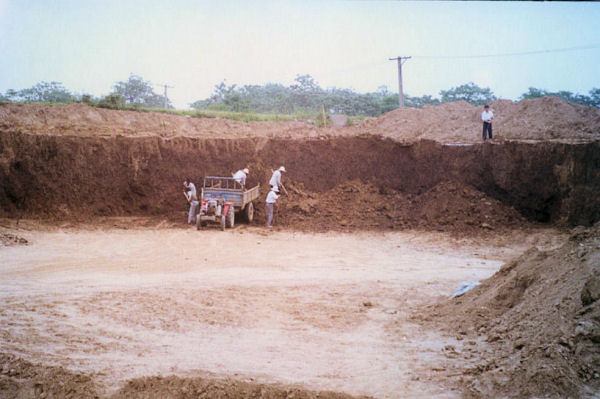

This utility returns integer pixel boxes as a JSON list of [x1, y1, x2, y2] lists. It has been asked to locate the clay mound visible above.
[[113, 375, 370, 399], [273, 180, 525, 233], [0, 353, 99, 399], [409, 180, 524, 231], [360, 96, 600, 143], [417, 225, 600, 398]]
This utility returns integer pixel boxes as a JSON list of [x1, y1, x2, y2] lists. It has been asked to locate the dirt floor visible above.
[[0, 220, 568, 398]]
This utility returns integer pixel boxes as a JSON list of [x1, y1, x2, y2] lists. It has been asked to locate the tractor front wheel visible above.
[[220, 215, 226, 231]]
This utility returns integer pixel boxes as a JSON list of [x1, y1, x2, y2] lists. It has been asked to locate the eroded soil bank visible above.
[[1, 132, 599, 227]]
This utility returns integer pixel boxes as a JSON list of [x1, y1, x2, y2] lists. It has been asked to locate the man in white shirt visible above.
[[269, 166, 287, 193], [481, 104, 493, 141], [183, 178, 199, 224], [232, 168, 249, 186], [265, 188, 280, 228]]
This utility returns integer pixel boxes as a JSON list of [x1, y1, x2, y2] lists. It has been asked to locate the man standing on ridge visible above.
[[232, 168, 249, 186], [269, 166, 287, 194], [482, 104, 493, 141]]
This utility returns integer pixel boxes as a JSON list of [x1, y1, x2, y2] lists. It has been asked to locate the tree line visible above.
[[0, 75, 173, 109], [2, 74, 599, 116]]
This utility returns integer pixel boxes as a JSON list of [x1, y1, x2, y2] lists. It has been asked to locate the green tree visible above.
[[519, 87, 599, 108], [405, 94, 441, 108], [589, 88, 600, 107], [112, 74, 171, 108], [440, 82, 496, 106], [97, 93, 126, 109], [519, 87, 549, 100], [10, 81, 75, 103]]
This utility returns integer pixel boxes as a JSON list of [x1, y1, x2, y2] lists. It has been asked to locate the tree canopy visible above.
[[2, 81, 75, 103], [190, 75, 445, 117], [111, 74, 171, 108], [520, 87, 600, 107], [440, 82, 497, 106]]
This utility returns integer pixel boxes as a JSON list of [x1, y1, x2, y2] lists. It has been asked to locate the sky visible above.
[[0, 0, 599, 109]]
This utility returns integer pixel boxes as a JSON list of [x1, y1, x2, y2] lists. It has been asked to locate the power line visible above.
[[412, 43, 600, 60]]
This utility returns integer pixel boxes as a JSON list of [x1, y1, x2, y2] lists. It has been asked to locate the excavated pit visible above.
[[1, 131, 599, 228]]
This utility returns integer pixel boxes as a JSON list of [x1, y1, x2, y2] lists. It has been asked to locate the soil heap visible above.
[[360, 97, 600, 143], [273, 180, 525, 234], [416, 224, 600, 398], [0, 354, 370, 399]]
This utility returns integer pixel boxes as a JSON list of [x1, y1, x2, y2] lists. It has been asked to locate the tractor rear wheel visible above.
[[226, 207, 235, 228], [244, 202, 254, 223]]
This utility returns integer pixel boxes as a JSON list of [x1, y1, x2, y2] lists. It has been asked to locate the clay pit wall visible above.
[[1, 131, 599, 226]]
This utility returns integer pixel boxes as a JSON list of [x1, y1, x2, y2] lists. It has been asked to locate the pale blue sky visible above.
[[1, 0, 599, 109]]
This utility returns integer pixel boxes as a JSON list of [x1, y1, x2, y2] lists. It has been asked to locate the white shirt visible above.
[[232, 170, 247, 186], [269, 170, 282, 190], [187, 182, 197, 201], [482, 110, 493, 122], [266, 190, 279, 204]]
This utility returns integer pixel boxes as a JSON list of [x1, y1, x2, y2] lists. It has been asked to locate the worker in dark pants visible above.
[[481, 104, 493, 141], [265, 188, 280, 228]]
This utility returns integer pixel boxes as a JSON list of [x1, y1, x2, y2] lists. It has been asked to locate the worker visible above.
[[232, 168, 249, 186], [265, 188, 280, 228], [269, 166, 287, 193], [482, 104, 493, 141], [183, 178, 199, 224]]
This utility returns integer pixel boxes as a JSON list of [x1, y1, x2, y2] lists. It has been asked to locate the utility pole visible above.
[[157, 83, 174, 109], [389, 56, 411, 108]]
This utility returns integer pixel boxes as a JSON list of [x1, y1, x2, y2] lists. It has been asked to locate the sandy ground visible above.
[[0, 223, 566, 398]]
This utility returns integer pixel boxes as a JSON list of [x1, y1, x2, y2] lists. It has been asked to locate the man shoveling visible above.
[[269, 166, 288, 195]]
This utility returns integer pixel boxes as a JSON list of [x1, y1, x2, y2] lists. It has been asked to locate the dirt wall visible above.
[[1, 131, 599, 226]]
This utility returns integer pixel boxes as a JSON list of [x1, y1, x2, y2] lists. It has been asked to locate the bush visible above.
[[97, 93, 126, 109]]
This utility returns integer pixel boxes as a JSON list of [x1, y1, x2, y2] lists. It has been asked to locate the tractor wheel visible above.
[[196, 216, 201, 230], [220, 215, 226, 231], [226, 207, 235, 228], [244, 202, 254, 223]]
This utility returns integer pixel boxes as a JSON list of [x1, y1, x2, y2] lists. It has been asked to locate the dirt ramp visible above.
[[417, 225, 600, 398]]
